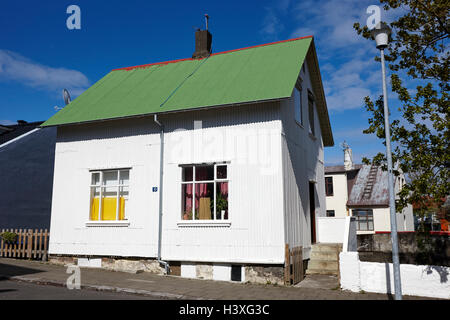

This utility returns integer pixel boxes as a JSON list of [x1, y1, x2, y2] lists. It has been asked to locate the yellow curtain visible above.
[[90, 197, 126, 221], [198, 197, 211, 220]]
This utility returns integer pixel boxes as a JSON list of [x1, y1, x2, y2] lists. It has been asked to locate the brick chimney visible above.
[[192, 15, 212, 59], [192, 29, 212, 59]]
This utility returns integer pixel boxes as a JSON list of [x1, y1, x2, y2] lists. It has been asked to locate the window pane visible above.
[[195, 165, 214, 181], [326, 210, 335, 217], [103, 171, 118, 186], [308, 99, 315, 135], [195, 182, 214, 220], [359, 219, 368, 231], [294, 87, 302, 124], [368, 218, 374, 231], [216, 182, 228, 220], [118, 186, 128, 220], [182, 167, 193, 182], [101, 186, 117, 220], [216, 165, 227, 179], [91, 173, 100, 186], [325, 177, 333, 196], [90, 186, 100, 220], [181, 183, 193, 220], [119, 170, 129, 185]]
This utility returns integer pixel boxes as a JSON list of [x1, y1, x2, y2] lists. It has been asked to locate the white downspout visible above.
[[154, 114, 169, 274]]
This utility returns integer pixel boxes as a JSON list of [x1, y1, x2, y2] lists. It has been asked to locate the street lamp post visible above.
[[371, 22, 403, 300]]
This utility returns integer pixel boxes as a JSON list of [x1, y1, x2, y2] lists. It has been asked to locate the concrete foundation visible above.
[[244, 265, 284, 285], [48, 256, 285, 284]]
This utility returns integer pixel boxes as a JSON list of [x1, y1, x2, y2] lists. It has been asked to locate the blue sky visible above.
[[0, 0, 407, 165]]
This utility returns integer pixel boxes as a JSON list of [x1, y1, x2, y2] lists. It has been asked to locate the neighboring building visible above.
[[42, 30, 334, 283], [325, 143, 414, 234], [0, 120, 56, 229]]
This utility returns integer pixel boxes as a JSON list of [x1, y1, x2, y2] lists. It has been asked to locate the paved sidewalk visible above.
[[0, 258, 430, 300]]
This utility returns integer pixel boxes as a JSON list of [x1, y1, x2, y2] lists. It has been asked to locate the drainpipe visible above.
[[154, 114, 169, 274]]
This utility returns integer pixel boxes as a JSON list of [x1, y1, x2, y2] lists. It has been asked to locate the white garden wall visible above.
[[317, 217, 346, 243], [340, 252, 450, 299]]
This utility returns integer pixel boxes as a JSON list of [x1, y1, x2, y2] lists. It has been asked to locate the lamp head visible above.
[[370, 22, 391, 49]]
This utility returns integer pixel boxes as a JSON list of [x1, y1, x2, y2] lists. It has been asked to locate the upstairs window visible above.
[[181, 163, 229, 221], [325, 177, 333, 196], [294, 79, 303, 126], [308, 90, 315, 136], [90, 169, 129, 221]]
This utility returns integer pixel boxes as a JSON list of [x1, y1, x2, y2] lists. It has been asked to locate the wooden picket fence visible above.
[[0, 229, 49, 260], [284, 244, 304, 285]]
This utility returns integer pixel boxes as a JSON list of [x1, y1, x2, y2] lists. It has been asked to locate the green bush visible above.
[[0, 231, 18, 244]]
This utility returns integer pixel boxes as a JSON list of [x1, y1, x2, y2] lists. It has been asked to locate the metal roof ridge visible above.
[[111, 35, 314, 72]]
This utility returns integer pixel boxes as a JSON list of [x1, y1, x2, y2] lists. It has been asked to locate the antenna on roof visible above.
[[63, 88, 71, 105], [340, 140, 350, 150], [205, 14, 209, 30]]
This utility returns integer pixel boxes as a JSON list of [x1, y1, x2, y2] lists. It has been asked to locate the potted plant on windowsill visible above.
[[212, 192, 228, 219], [183, 210, 193, 220]]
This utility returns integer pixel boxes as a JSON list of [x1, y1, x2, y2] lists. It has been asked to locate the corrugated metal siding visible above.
[[49, 102, 286, 264], [279, 61, 326, 259]]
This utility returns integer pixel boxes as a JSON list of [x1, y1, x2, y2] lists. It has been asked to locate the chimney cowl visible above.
[[342, 141, 353, 171], [192, 29, 212, 59]]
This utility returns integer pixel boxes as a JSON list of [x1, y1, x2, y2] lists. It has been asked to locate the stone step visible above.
[[310, 250, 339, 261], [307, 259, 338, 271]]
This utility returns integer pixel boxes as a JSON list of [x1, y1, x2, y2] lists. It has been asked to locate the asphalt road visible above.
[[0, 280, 164, 300]]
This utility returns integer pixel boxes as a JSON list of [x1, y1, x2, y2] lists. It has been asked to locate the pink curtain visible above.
[[185, 184, 193, 212], [184, 167, 228, 216]]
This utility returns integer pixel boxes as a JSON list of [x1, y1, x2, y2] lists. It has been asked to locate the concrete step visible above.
[[310, 243, 342, 253], [307, 259, 338, 272], [306, 268, 339, 276], [310, 250, 339, 261]]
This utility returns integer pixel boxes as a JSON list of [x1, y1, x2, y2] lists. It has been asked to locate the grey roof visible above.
[[325, 164, 362, 174], [0, 121, 44, 145], [347, 165, 389, 207]]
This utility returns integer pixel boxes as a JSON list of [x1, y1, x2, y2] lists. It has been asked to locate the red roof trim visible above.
[[112, 35, 313, 72]]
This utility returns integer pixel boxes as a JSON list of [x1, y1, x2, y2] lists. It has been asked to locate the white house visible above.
[[324, 144, 414, 235], [42, 29, 334, 284]]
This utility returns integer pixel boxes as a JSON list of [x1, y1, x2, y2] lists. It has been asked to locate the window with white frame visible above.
[[89, 169, 129, 221], [181, 163, 229, 221]]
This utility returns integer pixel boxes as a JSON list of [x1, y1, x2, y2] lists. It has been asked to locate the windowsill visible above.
[[177, 220, 231, 227], [85, 220, 130, 227], [295, 120, 304, 129]]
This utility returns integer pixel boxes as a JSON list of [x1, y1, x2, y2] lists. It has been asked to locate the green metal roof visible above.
[[40, 36, 333, 146], [42, 36, 314, 126]]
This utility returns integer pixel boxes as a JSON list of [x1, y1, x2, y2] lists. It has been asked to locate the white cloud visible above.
[[0, 50, 89, 96], [261, 7, 285, 39], [0, 120, 16, 125]]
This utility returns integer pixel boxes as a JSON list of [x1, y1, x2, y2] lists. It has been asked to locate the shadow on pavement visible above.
[[0, 262, 44, 280]]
